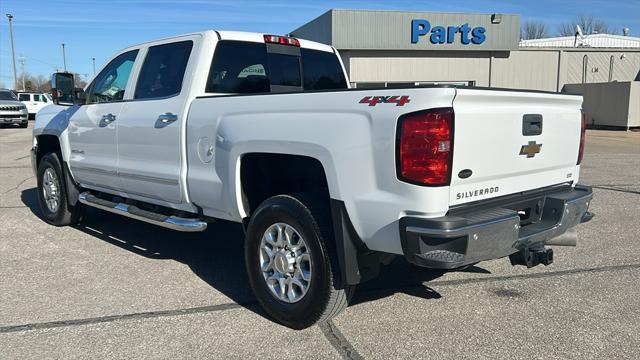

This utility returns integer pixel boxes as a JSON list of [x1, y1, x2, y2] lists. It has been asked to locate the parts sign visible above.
[[411, 19, 486, 45]]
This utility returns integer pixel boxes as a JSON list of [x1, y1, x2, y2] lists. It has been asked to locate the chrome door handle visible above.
[[155, 113, 178, 128], [100, 113, 116, 127]]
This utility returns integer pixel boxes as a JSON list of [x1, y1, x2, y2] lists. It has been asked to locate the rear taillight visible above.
[[397, 108, 454, 186], [577, 109, 586, 165], [263, 34, 300, 47]]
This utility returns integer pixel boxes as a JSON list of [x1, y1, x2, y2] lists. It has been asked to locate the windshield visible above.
[[0, 91, 18, 101]]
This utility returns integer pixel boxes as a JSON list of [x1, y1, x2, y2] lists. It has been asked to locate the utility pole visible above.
[[6, 14, 18, 91], [92, 57, 96, 76], [18, 56, 26, 91], [61, 43, 67, 72]]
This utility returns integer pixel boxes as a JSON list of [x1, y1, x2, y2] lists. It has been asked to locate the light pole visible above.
[[5, 14, 18, 91], [92, 57, 96, 76], [61, 43, 67, 72]]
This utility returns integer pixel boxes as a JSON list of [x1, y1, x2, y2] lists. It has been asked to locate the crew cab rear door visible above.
[[449, 88, 583, 206], [116, 37, 196, 204]]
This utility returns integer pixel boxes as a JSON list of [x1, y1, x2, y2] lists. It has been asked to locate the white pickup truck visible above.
[[32, 30, 593, 329]]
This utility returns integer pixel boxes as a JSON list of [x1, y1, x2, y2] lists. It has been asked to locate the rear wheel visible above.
[[36, 152, 84, 226], [245, 194, 353, 329]]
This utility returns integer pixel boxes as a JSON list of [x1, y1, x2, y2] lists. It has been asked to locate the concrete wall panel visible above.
[[346, 50, 491, 85], [490, 50, 559, 91], [563, 81, 639, 128]]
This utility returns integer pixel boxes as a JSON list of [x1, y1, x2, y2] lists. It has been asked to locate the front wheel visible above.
[[36, 152, 84, 226], [245, 194, 353, 329]]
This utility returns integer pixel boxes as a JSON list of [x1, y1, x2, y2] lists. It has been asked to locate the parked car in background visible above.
[[18, 92, 51, 119], [0, 89, 29, 128]]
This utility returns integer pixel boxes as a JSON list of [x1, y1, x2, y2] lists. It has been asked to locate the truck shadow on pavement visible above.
[[21, 187, 491, 316]]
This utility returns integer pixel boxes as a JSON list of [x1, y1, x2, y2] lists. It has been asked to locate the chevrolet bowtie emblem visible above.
[[519, 141, 542, 158]]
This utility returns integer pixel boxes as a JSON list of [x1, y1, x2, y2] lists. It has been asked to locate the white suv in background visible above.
[[18, 92, 51, 119]]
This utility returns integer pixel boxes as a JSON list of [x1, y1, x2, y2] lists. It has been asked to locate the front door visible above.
[[31, 94, 49, 114], [116, 39, 194, 204], [67, 49, 139, 191]]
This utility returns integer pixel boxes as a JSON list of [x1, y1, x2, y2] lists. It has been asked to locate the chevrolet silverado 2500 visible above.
[[32, 31, 593, 329]]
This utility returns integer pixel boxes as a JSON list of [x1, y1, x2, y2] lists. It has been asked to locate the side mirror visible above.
[[74, 88, 87, 105], [51, 72, 76, 106]]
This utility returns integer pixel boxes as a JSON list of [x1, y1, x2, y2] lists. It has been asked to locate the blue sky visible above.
[[1, 0, 638, 87]]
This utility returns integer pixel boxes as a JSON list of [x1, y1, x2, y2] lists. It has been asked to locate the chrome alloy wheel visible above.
[[259, 223, 312, 303], [42, 167, 60, 213]]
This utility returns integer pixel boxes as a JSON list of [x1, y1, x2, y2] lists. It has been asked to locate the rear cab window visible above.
[[206, 40, 347, 94], [135, 40, 193, 99]]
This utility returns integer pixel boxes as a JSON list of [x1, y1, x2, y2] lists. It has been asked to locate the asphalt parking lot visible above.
[[1, 125, 639, 359]]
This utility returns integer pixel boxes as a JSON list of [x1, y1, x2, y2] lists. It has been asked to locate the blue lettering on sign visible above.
[[411, 19, 430, 43], [430, 26, 446, 44], [411, 19, 486, 45]]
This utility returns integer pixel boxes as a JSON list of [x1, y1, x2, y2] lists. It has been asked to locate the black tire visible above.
[[19, 121, 28, 128], [36, 152, 84, 226], [245, 194, 354, 329]]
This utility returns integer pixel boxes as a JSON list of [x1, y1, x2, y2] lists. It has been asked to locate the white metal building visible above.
[[291, 9, 640, 93], [520, 34, 640, 49]]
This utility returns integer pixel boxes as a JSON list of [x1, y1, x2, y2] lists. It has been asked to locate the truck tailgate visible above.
[[450, 88, 583, 206]]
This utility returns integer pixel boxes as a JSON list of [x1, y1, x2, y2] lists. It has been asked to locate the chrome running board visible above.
[[78, 192, 207, 232]]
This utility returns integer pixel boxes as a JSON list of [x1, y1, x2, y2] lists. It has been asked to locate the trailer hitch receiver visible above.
[[509, 246, 553, 268]]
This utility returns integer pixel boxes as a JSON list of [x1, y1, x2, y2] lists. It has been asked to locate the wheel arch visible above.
[[238, 152, 379, 287], [35, 134, 63, 167], [34, 134, 80, 207], [239, 152, 333, 217]]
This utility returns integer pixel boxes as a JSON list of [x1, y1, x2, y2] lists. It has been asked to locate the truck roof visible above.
[[216, 30, 335, 53], [120, 30, 336, 54]]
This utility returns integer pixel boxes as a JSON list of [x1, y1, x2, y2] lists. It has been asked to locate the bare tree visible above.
[[72, 73, 87, 89], [558, 15, 616, 36], [15, 72, 52, 92], [521, 21, 548, 40], [18, 71, 87, 93]]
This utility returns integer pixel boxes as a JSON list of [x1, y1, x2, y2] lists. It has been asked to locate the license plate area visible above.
[[504, 197, 545, 227]]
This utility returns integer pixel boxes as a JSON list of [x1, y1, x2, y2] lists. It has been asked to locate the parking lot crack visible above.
[[3, 176, 33, 194], [0, 302, 251, 334], [426, 263, 640, 287], [590, 185, 640, 195], [319, 321, 364, 360]]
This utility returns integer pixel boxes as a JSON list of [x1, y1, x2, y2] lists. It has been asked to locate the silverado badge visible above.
[[519, 141, 542, 158]]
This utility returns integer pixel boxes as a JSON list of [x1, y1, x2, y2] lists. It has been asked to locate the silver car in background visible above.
[[0, 89, 29, 128]]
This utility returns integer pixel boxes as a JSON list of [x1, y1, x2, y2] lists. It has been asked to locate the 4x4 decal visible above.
[[359, 95, 411, 107]]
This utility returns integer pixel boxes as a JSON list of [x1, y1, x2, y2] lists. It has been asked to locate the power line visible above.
[[21, 54, 59, 69]]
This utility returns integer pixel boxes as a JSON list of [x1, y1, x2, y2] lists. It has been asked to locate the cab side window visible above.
[[19, 94, 31, 101], [134, 41, 193, 100], [88, 50, 138, 104], [301, 48, 348, 90], [206, 41, 270, 94]]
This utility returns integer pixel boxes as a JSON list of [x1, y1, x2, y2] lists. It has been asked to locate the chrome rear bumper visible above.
[[399, 185, 593, 269]]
